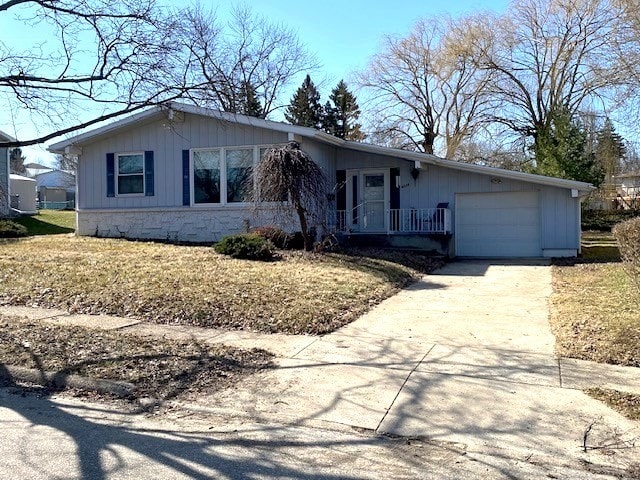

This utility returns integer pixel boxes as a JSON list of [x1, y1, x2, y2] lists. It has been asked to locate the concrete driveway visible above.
[[193, 260, 640, 478]]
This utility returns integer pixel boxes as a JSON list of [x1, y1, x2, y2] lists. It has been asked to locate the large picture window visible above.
[[193, 150, 221, 204], [226, 148, 254, 203], [117, 153, 144, 195], [191, 145, 285, 206]]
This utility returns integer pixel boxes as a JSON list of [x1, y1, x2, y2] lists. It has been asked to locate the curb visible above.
[[0, 364, 135, 398]]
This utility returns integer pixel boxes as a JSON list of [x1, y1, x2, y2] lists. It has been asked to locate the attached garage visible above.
[[455, 191, 542, 258]]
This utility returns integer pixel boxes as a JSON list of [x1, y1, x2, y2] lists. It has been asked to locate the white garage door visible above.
[[456, 191, 542, 258]]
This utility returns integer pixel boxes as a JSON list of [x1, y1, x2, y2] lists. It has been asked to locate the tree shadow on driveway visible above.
[[1, 362, 485, 480]]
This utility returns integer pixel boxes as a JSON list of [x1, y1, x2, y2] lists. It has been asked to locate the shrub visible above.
[[251, 226, 291, 249], [213, 233, 274, 260], [0, 220, 28, 238], [582, 209, 640, 231], [613, 217, 640, 294], [251, 226, 306, 250]]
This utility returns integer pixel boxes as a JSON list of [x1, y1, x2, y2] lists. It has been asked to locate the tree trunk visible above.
[[295, 203, 313, 251]]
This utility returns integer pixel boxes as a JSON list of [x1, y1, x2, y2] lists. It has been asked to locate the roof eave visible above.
[[341, 140, 595, 192]]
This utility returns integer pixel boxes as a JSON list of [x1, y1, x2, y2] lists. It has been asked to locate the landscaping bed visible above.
[[0, 236, 443, 335], [0, 315, 273, 404]]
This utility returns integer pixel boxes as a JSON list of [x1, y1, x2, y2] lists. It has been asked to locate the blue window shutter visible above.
[[144, 151, 154, 196], [106, 153, 115, 197], [182, 150, 190, 206]]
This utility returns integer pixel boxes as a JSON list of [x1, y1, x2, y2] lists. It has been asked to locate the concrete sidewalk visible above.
[[2, 260, 640, 477]]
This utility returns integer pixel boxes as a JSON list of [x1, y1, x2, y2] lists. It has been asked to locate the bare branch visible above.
[[0, 0, 201, 147]]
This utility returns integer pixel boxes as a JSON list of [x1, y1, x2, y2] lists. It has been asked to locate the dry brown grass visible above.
[[0, 235, 440, 334], [586, 388, 640, 421], [550, 263, 640, 366], [0, 316, 272, 403], [551, 263, 640, 422]]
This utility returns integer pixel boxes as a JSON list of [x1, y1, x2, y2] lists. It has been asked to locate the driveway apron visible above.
[[198, 260, 640, 472]]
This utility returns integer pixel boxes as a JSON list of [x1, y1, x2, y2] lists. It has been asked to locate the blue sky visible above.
[[1, 0, 511, 165], [225, 0, 510, 88]]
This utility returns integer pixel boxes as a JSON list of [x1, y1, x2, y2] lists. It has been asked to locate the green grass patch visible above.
[[13, 210, 75, 235], [0, 236, 442, 334], [550, 263, 640, 366]]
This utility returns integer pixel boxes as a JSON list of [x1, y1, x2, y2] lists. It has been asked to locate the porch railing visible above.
[[329, 207, 451, 234]]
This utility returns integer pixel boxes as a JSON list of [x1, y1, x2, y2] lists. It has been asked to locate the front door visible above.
[[361, 171, 388, 232]]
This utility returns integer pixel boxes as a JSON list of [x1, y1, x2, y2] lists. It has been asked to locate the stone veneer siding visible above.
[[77, 207, 297, 243]]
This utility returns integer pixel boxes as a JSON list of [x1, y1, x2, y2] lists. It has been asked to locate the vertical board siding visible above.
[[78, 113, 288, 210], [76, 110, 581, 253], [336, 148, 579, 251]]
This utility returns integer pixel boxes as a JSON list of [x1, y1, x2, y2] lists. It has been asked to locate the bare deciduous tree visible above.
[[255, 141, 327, 251], [54, 153, 78, 173], [181, 4, 317, 118], [358, 16, 492, 158], [475, 0, 625, 153], [0, 0, 199, 148]]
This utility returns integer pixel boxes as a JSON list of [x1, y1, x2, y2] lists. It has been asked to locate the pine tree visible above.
[[322, 101, 338, 137], [285, 75, 323, 128], [533, 108, 604, 187], [324, 80, 365, 141], [238, 81, 264, 118], [595, 118, 626, 190], [9, 148, 26, 175]]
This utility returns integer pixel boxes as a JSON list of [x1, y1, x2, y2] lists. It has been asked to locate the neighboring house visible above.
[[613, 170, 640, 210], [25, 162, 53, 178], [9, 174, 37, 214], [35, 169, 76, 208], [0, 130, 15, 217], [616, 170, 640, 196], [49, 103, 594, 258]]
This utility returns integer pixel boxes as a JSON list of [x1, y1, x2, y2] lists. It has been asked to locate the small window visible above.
[[194, 150, 221, 204], [226, 148, 254, 203], [117, 153, 144, 195]]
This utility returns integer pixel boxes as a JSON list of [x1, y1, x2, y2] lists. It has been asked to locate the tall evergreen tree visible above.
[[9, 148, 26, 175], [238, 81, 264, 118], [285, 75, 323, 128], [595, 118, 626, 190], [322, 101, 338, 137], [324, 80, 365, 141], [533, 108, 604, 187]]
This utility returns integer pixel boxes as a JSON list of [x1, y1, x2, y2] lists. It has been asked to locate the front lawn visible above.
[[550, 262, 639, 367], [551, 260, 640, 421], [0, 317, 272, 405], [0, 236, 441, 334]]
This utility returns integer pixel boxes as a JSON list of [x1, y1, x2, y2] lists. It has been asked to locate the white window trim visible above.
[[190, 144, 285, 207], [115, 152, 145, 197]]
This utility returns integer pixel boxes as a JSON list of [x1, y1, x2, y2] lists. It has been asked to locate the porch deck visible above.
[[329, 207, 452, 235]]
